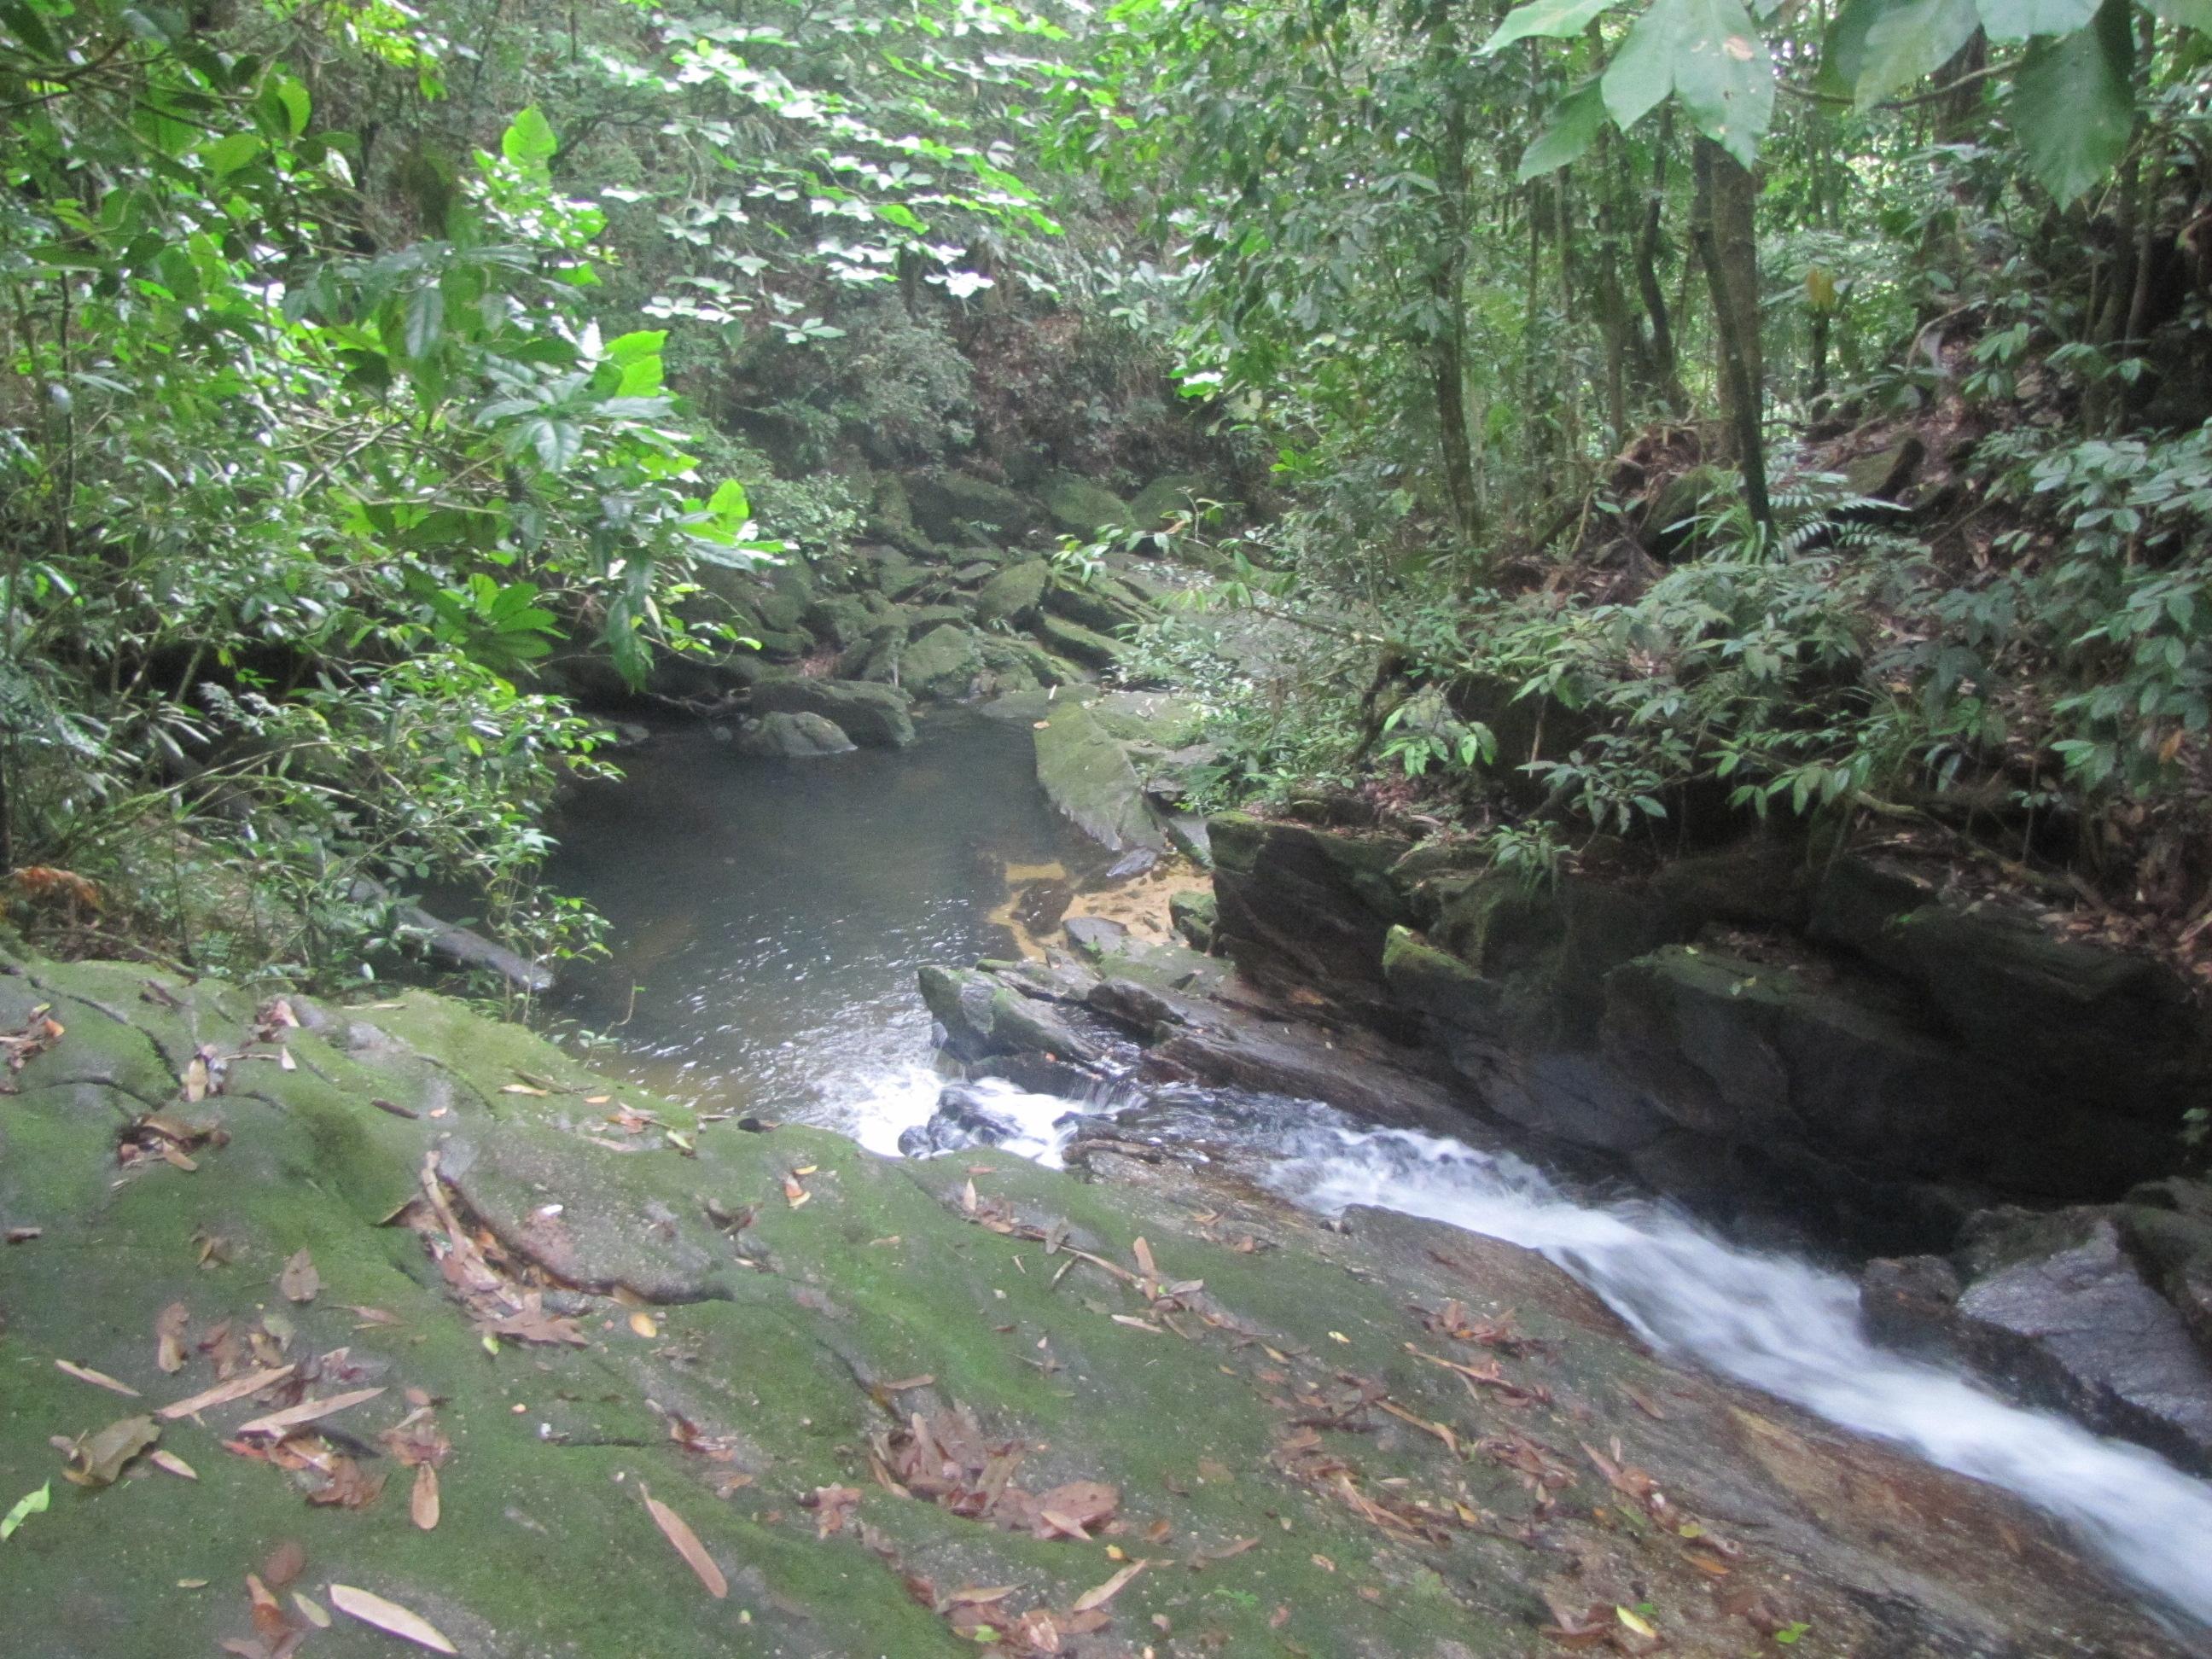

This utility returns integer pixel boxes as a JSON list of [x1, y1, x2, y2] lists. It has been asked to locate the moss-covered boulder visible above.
[[1128, 474, 1209, 528], [752, 678, 916, 748], [974, 559, 1051, 626], [899, 626, 984, 700], [734, 711, 858, 759], [1039, 475, 1135, 538], [1032, 612, 1123, 671], [905, 472, 1045, 545], [1033, 703, 1167, 853]]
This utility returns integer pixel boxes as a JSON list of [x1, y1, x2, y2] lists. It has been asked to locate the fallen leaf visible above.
[[278, 1249, 319, 1304], [783, 1174, 810, 1208], [3, 1226, 40, 1243], [155, 1302, 190, 1373], [948, 1586, 1019, 1605], [643, 1487, 728, 1598], [148, 1449, 197, 1480], [628, 1312, 659, 1339], [1617, 1605, 1658, 1638], [1072, 1558, 1147, 1613], [160, 1364, 294, 1420], [498, 1083, 548, 1096], [55, 1359, 141, 1397], [309, 1456, 387, 1511], [328, 1584, 459, 1654], [263, 1540, 306, 1587], [236, 1387, 386, 1439], [59, 1414, 159, 1487], [411, 1464, 440, 1530], [292, 1592, 331, 1630]]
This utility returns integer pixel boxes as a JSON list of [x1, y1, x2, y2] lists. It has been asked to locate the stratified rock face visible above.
[[733, 710, 857, 759], [1205, 820, 2212, 1254], [1209, 813, 1414, 1030], [1864, 1200, 2212, 1476], [752, 676, 916, 748]]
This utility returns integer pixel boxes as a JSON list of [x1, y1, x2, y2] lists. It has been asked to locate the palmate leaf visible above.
[[2011, 0, 2133, 202]]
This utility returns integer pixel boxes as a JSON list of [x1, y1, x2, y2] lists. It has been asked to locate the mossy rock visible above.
[[1041, 576, 1148, 636], [905, 472, 1045, 545], [735, 711, 858, 759], [1032, 702, 1167, 853], [753, 678, 916, 748], [1039, 474, 1135, 538], [1128, 474, 1210, 528], [1032, 612, 1124, 671], [899, 625, 985, 700], [974, 559, 1051, 626]]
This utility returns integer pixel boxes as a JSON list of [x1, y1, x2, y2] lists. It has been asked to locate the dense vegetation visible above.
[[4, 0, 2211, 989]]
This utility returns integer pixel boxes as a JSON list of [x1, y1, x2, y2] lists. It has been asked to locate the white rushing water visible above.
[[851, 1071, 2212, 1626], [1266, 1121, 2212, 1628]]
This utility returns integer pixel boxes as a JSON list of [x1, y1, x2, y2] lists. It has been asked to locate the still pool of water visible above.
[[544, 707, 1098, 1129]]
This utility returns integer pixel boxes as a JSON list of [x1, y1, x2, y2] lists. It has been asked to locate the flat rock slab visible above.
[[1032, 701, 1167, 853], [0, 955, 2196, 1658]]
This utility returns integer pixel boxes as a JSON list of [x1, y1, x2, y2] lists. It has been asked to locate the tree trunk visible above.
[[1691, 136, 1769, 531], [1430, 96, 1481, 553], [1634, 108, 1687, 415]]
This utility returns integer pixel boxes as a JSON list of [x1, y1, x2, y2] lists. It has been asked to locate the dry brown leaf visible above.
[[277, 1249, 319, 1304], [263, 1540, 306, 1587], [410, 1464, 440, 1530], [148, 1449, 197, 1480], [643, 1487, 728, 1598], [58, 1414, 159, 1487], [328, 1584, 459, 1654], [236, 1386, 386, 1439], [154, 1302, 190, 1373], [291, 1593, 330, 1630], [55, 1359, 141, 1397], [160, 1364, 294, 1420], [1072, 1558, 1147, 1614]]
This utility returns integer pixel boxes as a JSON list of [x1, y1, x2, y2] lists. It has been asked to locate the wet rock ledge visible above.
[[0, 954, 2195, 1656], [954, 809, 2212, 1485]]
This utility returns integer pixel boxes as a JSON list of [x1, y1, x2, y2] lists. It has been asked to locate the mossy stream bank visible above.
[[0, 955, 2196, 1657]]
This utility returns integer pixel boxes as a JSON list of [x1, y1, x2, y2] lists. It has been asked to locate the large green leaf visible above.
[[1518, 79, 1609, 178], [1601, 3, 1675, 130], [1672, 0, 1773, 164], [1976, 0, 2098, 40], [1600, 0, 1772, 163], [1854, 0, 1981, 105], [1480, 0, 1622, 54], [501, 106, 558, 174], [2011, 0, 2133, 202]]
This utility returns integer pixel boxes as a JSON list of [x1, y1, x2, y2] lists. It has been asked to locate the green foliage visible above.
[[0, 4, 769, 984]]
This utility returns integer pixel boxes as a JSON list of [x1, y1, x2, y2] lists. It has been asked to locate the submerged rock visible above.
[[733, 710, 857, 759], [752, 676, 916, 748]]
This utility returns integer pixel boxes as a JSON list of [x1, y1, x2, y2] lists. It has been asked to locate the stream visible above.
[[548, 712, 2212, 1631]]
